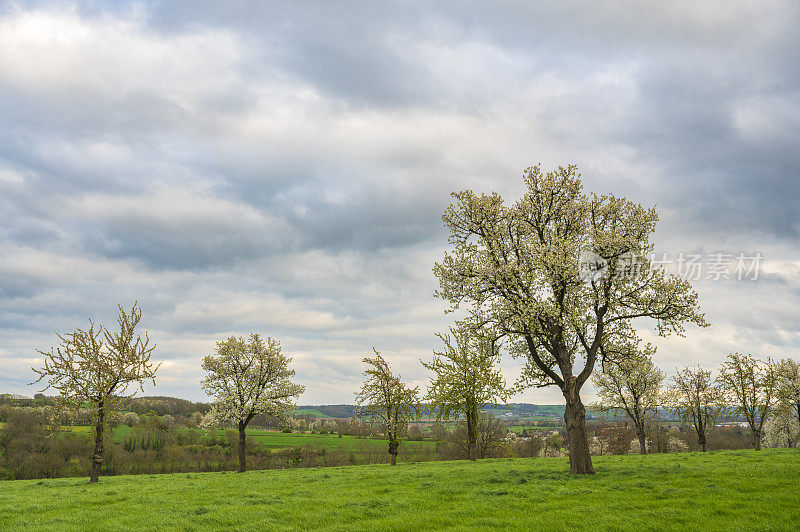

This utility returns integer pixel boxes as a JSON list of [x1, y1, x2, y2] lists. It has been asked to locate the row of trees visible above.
[[355, 164, 800, 473], [352, 336, 800, 468], [31, 305, 307, 481], [26, 164, 796, 483], [594, 345, 800, 453], [26, 303, 798, 482], [352, 164, 709, 474], [16, 402, 760, 481], [670, 356, 799, 451], [353, 324, 509, 466]]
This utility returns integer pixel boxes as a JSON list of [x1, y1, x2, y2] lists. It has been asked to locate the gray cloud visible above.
[[1, 1, 799, 403]]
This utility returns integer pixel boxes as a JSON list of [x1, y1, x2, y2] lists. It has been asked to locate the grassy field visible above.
[[1, 449, 798, 530], [293, 407, 328, 417], [228, 431, 435, 452], [61, 425, 436, 452]]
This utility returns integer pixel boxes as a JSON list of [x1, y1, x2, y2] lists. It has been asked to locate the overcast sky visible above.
[[1, 1, 799, 404]]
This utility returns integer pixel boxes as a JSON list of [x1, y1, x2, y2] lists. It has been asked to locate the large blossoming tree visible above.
[[434, 164, 707, 474]]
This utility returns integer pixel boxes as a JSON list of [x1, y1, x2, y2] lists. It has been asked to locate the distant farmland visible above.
[[64, 425, 436, 452], [294, 403, 568, 419]]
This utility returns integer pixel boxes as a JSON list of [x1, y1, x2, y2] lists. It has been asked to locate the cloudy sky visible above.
[[1, 1, 799, 404]]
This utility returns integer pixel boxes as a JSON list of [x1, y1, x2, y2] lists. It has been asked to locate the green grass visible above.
[[1, 449, 798, 530], [293, 407, 328, 417], [62, 425, 436, 452], [66, 424, 133, 443], [230, 431, 435, 452]]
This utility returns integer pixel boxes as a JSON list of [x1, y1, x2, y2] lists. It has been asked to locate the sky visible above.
[[1, 1, 799, 404]]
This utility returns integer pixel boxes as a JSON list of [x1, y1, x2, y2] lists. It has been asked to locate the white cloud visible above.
[[0, 7, 243, 101]]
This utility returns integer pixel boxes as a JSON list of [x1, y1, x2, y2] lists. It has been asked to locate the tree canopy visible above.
[[593, 339, 664, 454], [201, 334, 305, 472], [355, 350, 421, 465], [422, 322, 509, 460], [667, 365, 723, 452], [718, 353, 778, 450], [32, 302, 159, 482], [434, 164, 706, 473]]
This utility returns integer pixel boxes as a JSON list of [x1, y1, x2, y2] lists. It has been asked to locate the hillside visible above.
[[294, 403, 568, 419], [2, 449, 798, 530]]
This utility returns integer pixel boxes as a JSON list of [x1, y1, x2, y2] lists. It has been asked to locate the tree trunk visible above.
[[388, 439, 399, 466], [637, 430, 647, 455], [90, 402, 105, 483], [752, 429, 762, 451], [698, 431, 707, 452], [466, 408, 478, 461], [563, 388, 594, 474], [238, 421, 247, 473]]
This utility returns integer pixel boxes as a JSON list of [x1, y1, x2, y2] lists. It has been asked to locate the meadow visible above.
[[2, 449, 798, 531], [63, 425, 437, 452]]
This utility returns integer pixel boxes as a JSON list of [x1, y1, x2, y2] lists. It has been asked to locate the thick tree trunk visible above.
[[563, 388, 594, 474], [698, 431, 707, 452], [90, 402, 105, 483], [388, 439, 399, 466], [637, 430, 647, 455], [238, 422, 247, 472], [752, 429, 762, 451]]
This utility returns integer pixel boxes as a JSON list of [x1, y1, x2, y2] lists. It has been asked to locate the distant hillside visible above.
[[0, 394, 212, 416], [3, 394, 569, 419], [294, 403, 568, 419], [122, 396, 212, 416]]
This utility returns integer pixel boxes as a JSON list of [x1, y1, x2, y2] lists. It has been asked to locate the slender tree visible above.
[[422, 322, 509, 461], [32, 302, 159, 483], [434, 164, 706, 473], [667, 365, 723, 452], [718, 353, 778, 450], [777, 358, 800, 427], [355, 350, 421, 465], [593, 339, 664, 454], [201, 334, 305, 472]]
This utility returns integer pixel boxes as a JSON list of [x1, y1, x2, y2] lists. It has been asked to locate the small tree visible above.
[[422, 323, 509, 461], [201, 334, 305, 472], [763, 404, 800, 448], [355, 350, 421, 465], [667, 365, 723, 452], [32, 302, 159, 483], [777, 358, 800, 427], [122, 411, 140, 427], [718, 353, 778, 450], [593, 340, 664, 454]]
